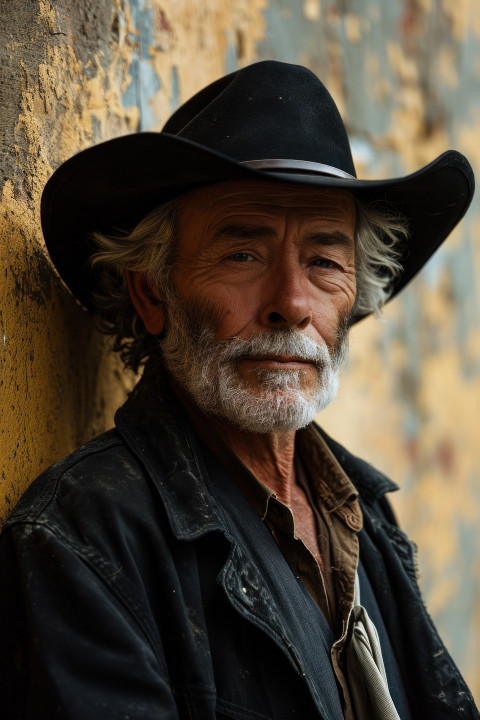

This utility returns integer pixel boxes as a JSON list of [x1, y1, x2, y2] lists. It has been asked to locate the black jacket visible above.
[[1, 372, 478, 719]]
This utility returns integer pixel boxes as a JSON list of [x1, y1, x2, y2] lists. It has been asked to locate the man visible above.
[[0, 61, 478, 719]]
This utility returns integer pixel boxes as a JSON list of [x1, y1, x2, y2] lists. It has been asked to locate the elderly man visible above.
[[0, 61, 478, 719]]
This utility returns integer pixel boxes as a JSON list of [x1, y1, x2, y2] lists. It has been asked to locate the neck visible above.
[[171, 380, 297, 505], [220, 424, 297, 505]]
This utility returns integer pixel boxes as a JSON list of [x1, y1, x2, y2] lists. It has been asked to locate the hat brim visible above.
[[41, 132, 475, 320]]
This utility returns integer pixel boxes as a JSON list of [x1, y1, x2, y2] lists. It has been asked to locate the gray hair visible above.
[[91, 193, 408, 372]]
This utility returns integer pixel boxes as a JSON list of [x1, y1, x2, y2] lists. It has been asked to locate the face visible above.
[[173, 179, 356, 341], [131, 179, 357, 432]]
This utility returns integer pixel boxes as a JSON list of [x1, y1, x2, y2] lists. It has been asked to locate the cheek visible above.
[[184, 282, 258, 337], [212, 290, 259, 336], [323, 274, 357, 316], [311, 287, 355, 339]]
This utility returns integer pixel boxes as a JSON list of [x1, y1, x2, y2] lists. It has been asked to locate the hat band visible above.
[[239, 158, 356, 180]]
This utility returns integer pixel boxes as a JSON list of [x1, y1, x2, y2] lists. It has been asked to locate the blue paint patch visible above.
[[225, 31, 237, 73], [91, 115, 102, 143], [138, 61, 161, 130], [349, 137, 376, 169], [417, 250, 446, 289], [170, 65, 180, 113], [122, 61, 139, 111], [122, 0, 161, 130], [137, 7, 155, 60], [446, 226, 480, 378], [83, 63, 98, 81], [255, 0, 305, 65]]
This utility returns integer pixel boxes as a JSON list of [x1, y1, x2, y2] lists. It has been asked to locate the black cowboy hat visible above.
[[41, 60, 474, 319]]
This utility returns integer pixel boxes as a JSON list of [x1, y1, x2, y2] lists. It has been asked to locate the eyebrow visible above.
[[212, 223, 278, 241], [302, 230, 354, 248], [212, 224, 353, 248]]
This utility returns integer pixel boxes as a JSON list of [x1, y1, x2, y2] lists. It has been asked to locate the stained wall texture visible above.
[[1, 0, 479, 698]]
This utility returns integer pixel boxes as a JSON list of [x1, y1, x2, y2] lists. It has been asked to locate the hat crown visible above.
[[163, 61, 356, 177]]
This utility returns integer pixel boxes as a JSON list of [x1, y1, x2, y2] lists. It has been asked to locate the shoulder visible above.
[[5, 429, 143, 522], [1, 429, 165, 561], [4, 429, 122, 522]]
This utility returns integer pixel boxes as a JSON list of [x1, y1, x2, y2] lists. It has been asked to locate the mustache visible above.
[[212, 330, 338, 368]]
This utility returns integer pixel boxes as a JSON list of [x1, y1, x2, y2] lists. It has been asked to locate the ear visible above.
[[126, 270, 166, 335]]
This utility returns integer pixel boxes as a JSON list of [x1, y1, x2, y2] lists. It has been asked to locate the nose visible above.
[[258, 256, 312, 330]]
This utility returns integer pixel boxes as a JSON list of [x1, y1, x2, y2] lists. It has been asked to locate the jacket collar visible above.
[[115, 364, 398, 541], [115, 364, 225, 541]]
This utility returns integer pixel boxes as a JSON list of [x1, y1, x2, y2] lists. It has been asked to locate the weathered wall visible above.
[[1, 0, 479, 698]]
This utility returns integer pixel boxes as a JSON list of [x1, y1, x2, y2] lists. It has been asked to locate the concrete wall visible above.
[[1, 0, 479, 697]]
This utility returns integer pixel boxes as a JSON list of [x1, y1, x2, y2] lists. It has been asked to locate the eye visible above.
[[228, 252, 255, 262], [312, 258, 336, 268]]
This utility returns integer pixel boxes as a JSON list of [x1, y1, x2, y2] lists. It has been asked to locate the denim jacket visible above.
[[1, 371, 478, 719]]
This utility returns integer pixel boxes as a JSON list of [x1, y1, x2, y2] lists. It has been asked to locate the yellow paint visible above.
[[0, 179, 134, 514], [474, 5, 480, 37], [303, 0, 321, 22], [386, 42, 419, 83], [418, 0, 433, 11], [37, 0, 57, 33], [437, 46, 459, 88], [458, 113, 480, 166], [372, 78, 392, 106], [442, 0, 477, 40], [382, 96, 451, 172], [344, 14, 368, 44]]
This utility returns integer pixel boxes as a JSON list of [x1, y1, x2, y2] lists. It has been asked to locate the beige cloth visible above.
[[345, 573, 401, 720]]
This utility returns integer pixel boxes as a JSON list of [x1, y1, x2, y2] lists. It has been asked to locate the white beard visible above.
[[159, 296, 348, 434]]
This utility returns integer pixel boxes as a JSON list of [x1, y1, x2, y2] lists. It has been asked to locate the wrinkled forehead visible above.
[[177, 179, 356, 235]]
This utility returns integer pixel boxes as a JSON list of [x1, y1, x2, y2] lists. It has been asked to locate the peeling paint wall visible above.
[[1, 0, 139, 514], [1, 0, 479, 699]]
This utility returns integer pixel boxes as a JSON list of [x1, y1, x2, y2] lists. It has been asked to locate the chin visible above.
[[217, 385, 337, 435]]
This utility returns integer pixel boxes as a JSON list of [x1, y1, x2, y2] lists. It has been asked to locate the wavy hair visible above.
[[91, 194, 408, 372]]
